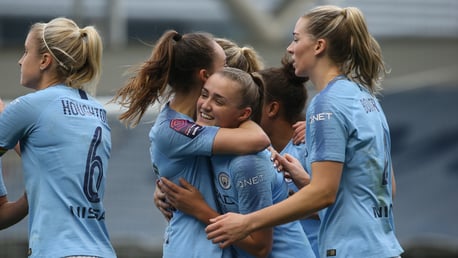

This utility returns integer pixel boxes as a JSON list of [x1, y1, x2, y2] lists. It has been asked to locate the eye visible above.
[[215, 98, 225, 106], [200, 89, 209, 98]]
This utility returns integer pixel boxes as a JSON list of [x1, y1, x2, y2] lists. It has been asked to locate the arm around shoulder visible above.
[[213, 120, 270, 155]]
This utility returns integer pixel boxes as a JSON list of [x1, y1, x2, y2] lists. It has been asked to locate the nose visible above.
[[201, 98, 211, 111], [18, 55, 24, 66], [286, 42, 293, 54]]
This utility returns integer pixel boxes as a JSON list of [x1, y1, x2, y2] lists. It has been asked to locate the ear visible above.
[[198, 69, 210, 83], [238, 107, 252, 122], [314, 38, 327, 56], [266, 101, 280, 118], [40, 52, 53, 71]]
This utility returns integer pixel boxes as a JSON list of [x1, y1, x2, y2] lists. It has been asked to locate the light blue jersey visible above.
[[305, 77, 403, 257], [0, 85, 115, 257], [281, 140, 320, 257], [0, 158, 6, 197], [149, 103, 230, 258], [212, 149, 316, 258]]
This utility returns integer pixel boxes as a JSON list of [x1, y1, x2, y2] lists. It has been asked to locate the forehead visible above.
[[293, 17, 309, 35], [24, 30, 39, 48], [205, 74, 240, 97]]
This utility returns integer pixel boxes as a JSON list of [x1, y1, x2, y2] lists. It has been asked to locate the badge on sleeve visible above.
[[170, 119, 204, 139]]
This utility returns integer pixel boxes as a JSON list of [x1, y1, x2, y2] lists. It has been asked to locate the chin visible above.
[[295, 68, 307, 78]]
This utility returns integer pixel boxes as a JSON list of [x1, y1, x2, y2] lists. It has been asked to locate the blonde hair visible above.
[[216, 67, 265, 123], [31, 17, 103, 95], [215, 38, 264, 73], [303, 5, 388, 94]]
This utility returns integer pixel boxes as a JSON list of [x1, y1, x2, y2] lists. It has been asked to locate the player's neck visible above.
[[170, 90, 200, 119], [270, 121, 293, 152]]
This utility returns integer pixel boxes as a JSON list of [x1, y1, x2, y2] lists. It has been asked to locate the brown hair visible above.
[[113, 30, 217, 126], [258, 55, 308, 124]]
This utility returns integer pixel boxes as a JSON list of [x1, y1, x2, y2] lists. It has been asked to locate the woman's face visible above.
[[18, 31, 44, 89], [196, 73, 250, 128], [286, 17, 317, 77]]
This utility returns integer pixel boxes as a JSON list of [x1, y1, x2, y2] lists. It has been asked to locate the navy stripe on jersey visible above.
[[78, 89, 88, 100]]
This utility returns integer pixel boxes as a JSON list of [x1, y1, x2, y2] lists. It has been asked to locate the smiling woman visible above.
[[158, 67, 316, 257], [111, 29, 270, 258], [160, 67, 315, 257], [197, 69, 261, 128], [205, 5, 404, 258]]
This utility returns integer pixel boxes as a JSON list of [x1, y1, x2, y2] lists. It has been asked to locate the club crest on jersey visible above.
[[218, 172, 231, 190], [170, 119, 203, 138]]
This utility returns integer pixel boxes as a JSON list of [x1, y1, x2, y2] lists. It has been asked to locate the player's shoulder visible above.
[[168, 119, 204, 138]]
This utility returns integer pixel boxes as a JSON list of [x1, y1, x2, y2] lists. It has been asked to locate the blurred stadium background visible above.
[[0, 0, 457, 257]]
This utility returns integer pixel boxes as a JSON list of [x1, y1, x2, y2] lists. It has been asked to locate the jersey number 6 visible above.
[[84, 126, 104, 203]]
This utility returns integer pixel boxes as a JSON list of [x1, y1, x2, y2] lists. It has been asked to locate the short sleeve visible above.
[[0, 96, 40, 150], [306, 92, 348, 163], [231, 154, 273, 214]]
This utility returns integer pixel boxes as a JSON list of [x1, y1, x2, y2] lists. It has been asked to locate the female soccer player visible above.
[[159, 67, 315, 257], [113, 30, 269, 258], [205, 5, 404, 258]]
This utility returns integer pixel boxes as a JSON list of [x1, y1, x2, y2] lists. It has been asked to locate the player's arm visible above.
[[159, 177, 219, 223], [160, 177, 272, 257], [212, 120, 270, 155], [272, 152, 310, 189], [0, 193, 28, 230], [273, 153, 322, 221], [233, 228, 272, 258], [206, 161, 342, 248], [153, 180, 173, 221]]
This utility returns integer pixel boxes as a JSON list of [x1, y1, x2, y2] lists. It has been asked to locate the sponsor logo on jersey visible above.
[[70, 205, 105, 221], [170, 119, 204, 138], [237, 174, 266, 188], [309, 112, 333, 124], [373, 203, 393, 218]]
